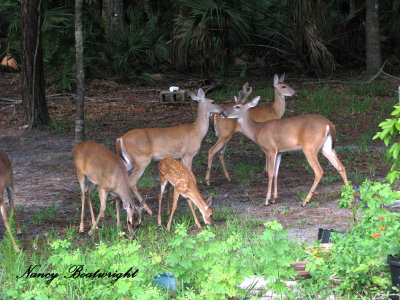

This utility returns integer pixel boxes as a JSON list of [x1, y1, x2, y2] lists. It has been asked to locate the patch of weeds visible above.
[[233, 161, 264, 185], [209, 85, 239, 103], [351, 169, 367, 184], [271, 204, 290, 216], [323, 191, 341, 199], [301, 85, 343, 119], [256, 87, 275, 102], [345, 80, 389, 97], [31, 202, 58, 225], [367, 161, 377, 176], [320, 173, 339, 184], [211, 205, 236, 222], [307, 201, 320, 208], [20, 138, 25, 144], [346, 96, 374, 115], [297, 191, 308, 202], [49, 116, 66, 136], [323, 217, 334, 223]]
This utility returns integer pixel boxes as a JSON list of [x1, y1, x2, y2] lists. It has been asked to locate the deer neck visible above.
[[272, 89, 286, 118], [193, 103, 211, 140], [237, 112, 259, 143], [187, 190, 206, 211]]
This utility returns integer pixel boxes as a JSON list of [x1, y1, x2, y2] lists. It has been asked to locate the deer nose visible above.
[[294, 91, 299, 96], [220, 111, 228, 118]]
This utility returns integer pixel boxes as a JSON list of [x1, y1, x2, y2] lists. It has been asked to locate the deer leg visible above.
[[89, 188, 108, 236], [187, 198, 201, 229], [158, 177, 168, 226], [0, 194, 20, 252], [129, 159, 153, 216], [165, 184, 171, 214], [265, 152, 277, 206], [77, 173, 87, 232], [6, 186, 21, 234], [217, 145, 231, 183], [302, 149, 324, 207], [272, 153, 282, 203], [114, 198, 120, 227], [206, 137, 231, 185], [167, 190, 179, 231], [182, 155, 194, 171], [86, 182, 96, 230], [322, 148, 348, 186]]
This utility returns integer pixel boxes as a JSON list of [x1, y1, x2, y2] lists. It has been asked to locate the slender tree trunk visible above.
[[365, 0, 382, 77], [74, 0, 85, 144], [103, 0, 125, 40], [21, 0, 49, 127]]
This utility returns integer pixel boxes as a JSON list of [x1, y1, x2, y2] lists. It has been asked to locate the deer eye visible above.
[[211, 101, 215, 104], [235, 105, 240, 109], [282, 85, 286, 88]]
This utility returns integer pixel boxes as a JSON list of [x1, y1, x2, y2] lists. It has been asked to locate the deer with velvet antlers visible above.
[[158, 157, 213, 231], [220, 83, 348, 206], [206, 74, 298, 185]]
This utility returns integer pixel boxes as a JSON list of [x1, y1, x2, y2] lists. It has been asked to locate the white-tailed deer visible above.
[[206, 74, 297, 185], [220, 84, 348, 206], [72, 142, 143, 237], [0, 150, 21, 252], [158, 157, 213, 231], [116, 88, 223, 208]]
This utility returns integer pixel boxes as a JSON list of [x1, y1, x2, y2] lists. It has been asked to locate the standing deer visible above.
[[72, 142, 143, 237], [116, 88, 223, 209], [206, 74, 297, 185], [158, 157, 213, 231], [0, 150, 21, 252], [220, 84, 348, 206]]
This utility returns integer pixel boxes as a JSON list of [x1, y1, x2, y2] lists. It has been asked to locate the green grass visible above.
[[137, 161, 158, 188], [345, 80, 390, 97], [233, 161, 265, 185], [31, 202, 58, 225]]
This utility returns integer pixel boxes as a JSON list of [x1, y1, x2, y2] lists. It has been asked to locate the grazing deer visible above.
[[158, 157, 213, 231], [220, 84, 348, 206], [206, 74, 297, 185], [72, 142, 143, 237], [116, 88, 223, 209], [0, 150, 21, 252]]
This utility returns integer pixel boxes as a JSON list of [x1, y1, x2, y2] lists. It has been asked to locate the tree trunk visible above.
[[21, 0, 49, 127], [365, 0, 382, 77], [74, 0, 85, 145], [103, 0, 125, 40]]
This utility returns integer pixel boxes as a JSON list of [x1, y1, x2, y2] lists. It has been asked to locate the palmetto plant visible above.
[[170, 0, 251, 74], [108, 8, 168, 75]]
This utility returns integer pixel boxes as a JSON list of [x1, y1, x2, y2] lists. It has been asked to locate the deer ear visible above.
[[197, 88, 205, 100], [205, 195, 213, 209], [190, 92, 199, 101], [279, 73, 285, 83], [249, 96, 260, 108], [273, 75, 279, 87], [234, 95, 238, 103]]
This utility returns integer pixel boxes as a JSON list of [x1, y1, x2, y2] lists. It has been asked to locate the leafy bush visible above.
[[300, 179, 400, 298], [374, 103, 400, 183]]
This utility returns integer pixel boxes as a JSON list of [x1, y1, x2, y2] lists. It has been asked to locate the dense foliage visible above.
[[1, 0, 399, 90]]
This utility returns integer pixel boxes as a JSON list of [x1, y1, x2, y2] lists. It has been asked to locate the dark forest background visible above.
[[1, 0, 399, 134]]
